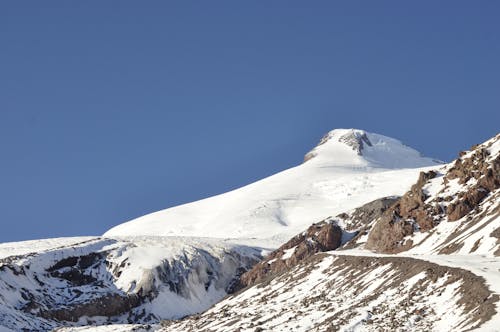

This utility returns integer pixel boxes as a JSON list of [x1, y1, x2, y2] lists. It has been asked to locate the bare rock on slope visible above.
[[446, 143, 499, 221], [239, 222, 342, 288], [366, 171, 438, 253], [367, 134, 500, 253]]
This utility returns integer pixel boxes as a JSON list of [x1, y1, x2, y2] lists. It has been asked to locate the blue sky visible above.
[[1, 1, 499, 242]]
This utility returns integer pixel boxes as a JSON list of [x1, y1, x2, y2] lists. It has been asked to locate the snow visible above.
[[488, 138, 500, 157], [281, 247, 296, 260], [57, 325, 157, 332], [331, 248, 500, 331], [0, 235, 261, 330], [306, 129, 440, 168], [104, 129, 440, 249], [422, 172, 445, 200], [0, 237, 97, 259]]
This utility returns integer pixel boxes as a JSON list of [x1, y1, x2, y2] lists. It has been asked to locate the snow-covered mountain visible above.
[[161, 132, 500, 332], [1, 128, 498, 332], [104, 129, 440, 246]]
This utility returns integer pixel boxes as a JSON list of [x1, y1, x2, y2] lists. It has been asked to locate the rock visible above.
[[366, 171, 437, 253], [367, 134, 500, 253], [339, 197, 399, 249], [239, 221, 342, 288], [39, 293, 141, 322], [446, 144, 499, 221]]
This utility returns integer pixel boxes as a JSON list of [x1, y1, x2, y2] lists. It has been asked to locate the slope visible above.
[[104, 129, 440, 246], [0, 236, 260, 330], [157, 133, 500, 332]]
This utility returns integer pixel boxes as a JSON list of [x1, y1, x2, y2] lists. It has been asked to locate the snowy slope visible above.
[[0, 236, 260, 330], [104, 129, 440, 246], [162, 253, 495, 332], [153, 133, 500, 332]]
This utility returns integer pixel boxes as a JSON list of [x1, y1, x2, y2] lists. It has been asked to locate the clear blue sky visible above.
[[1, 1, 499, 242]]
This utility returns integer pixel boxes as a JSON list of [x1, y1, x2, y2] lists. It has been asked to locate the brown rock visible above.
[[239, 221, 342, 288], [366, 171, 437, 253], [368, 134, 500, 252]]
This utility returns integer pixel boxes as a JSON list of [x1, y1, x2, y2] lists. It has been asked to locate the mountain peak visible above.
[[304, 128, 441, 169]]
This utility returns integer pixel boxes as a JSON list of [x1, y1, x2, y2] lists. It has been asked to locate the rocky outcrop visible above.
[[367, 134, 500, 253], [337, 196, 399, 249], [338, 130, 373, 155], [46, 252, 103, 286], [39, 294, 141, 323], [491, 227, 500, 256], [304, 129, 373, 162], [239, 221, 342, 288], [337, 197, 399, 232], [366, 171, 438, 253], [445, 144, 499, 221]]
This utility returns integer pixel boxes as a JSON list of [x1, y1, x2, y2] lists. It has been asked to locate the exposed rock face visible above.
[[304, 129, 373, 162], [338, 130, 373, 155], [367, 134, 500, 253], [445, 144, 499, 221], [39, 294, 141, 323], [337, 197, 398, 231], [366, 171, 438, 253], [337, 196, 399, 250], [239, 221, 342, 288]]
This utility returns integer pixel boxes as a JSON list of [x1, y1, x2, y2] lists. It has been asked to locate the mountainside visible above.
[[163, 254, 496, 332], [366, 133, 499, 255], [104, 129, 440, 246], [1, 129, 498, 332], [159, 133, 500, 332]]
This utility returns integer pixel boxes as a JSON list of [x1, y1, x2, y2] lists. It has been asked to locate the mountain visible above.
[[104, 129, 440, 247], [161, 133, 500, 332], [1, 129, 498, 332]]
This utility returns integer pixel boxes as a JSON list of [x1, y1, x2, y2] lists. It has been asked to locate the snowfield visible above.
[[104, 129, 441, 247]]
